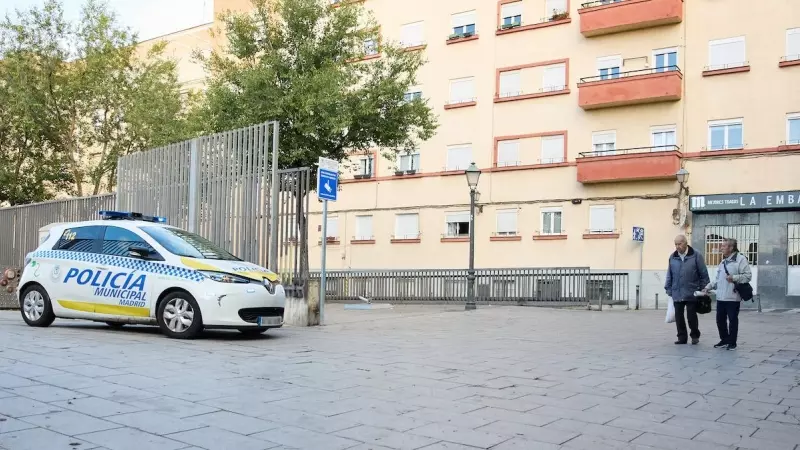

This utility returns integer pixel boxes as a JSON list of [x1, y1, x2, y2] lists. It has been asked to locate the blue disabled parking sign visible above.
[[633, 226, 645, 242], [317, 157, 339, 202]]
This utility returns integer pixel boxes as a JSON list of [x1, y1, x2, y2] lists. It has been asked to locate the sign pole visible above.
[[638, 241, 644, 310], [320, 199, 328, 326]]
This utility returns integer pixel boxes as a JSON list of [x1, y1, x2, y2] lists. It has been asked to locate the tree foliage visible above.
[[0, 0, 191, 205], [191, 0, 438, 172]]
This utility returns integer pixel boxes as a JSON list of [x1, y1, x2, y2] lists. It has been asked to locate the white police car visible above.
[[16, 211, 286, 339]]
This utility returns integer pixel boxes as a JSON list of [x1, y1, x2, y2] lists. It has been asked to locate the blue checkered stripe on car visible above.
[[32, 250, 205, 282]]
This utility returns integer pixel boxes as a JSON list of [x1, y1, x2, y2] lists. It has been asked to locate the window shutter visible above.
[[447, 145, 472, 170], [788, 28, 800, 58], [450, 78, 474, 103], [542, 64, 566, 91], [541, 135, 564, 163], [497, 210, 517, 234], [452, 11, 476, 28], [446, 211, 470, 224], [356, 216, 373, 239], [545, 0, 567, 14], [501, 2, 523, 19], [590, 206, 615, 233], [709, 37, 745, 67], [401, 22, 424, 46], [596, 56, 622, 70], [592, 131, 616, 146], [326, 217, 339, 238], [396, 214, 419, 237], [497, 140, 520, 166], [499, 71, 521, 97]]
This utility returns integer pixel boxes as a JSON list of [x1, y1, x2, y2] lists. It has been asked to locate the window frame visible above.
[[53, 225, 104, 253], [448, 77, 475, 104], [787, 113, 800, 145], [354, 215, 374, 241], [444, 211, 471, 238], [540, 207, 563, 236], [500, 2, 523, 27], [652, 47, 678, 72], [708, 118, 744, 151], [400, 21, 425, 48], [451, 10, 477, 36], [542, 63, 567, 92], [650, 125, 677, 150], [787, 28, 800, 60], [496, 209, 519, 236], [499, 70, 522, 98], [394, 213, 420, 239], [496, 140, 520, 167], [446, 144, 473, 171], [101, 226, 163, 260], [398, 151, 421, 172], [592, 130, 617, 155], [325, 216, 339, 240], [708, 36, 746, 70], [356, 155, 374, 176], [589, 205, 616, 234], [540, 135, 565, 164], [596, 55, 622, 80]]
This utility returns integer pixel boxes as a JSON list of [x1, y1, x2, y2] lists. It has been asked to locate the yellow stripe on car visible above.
[[58, 300, 150, 317], [180, 257, 280, 282]]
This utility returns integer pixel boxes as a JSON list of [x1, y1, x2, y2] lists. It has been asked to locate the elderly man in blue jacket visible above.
[[665, 235, 710, 345]]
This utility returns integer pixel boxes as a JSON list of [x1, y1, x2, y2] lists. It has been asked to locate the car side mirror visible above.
[[128, 245, 151, 259]]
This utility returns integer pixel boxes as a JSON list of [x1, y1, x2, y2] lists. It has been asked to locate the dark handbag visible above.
[[723, 259, 754, 301], [696, 295, 712, 314]]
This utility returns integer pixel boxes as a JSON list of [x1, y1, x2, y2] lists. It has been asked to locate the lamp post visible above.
[[465, 162, 481, 311], [676, 168, 690, 195]]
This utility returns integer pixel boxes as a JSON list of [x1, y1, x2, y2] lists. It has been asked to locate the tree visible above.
[[0, 0, 191, 204]]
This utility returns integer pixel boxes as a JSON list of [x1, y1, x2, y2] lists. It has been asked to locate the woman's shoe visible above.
[[675, 340, 687, 345], [727, 344, 737, 350], [714, 341, 727, 348]]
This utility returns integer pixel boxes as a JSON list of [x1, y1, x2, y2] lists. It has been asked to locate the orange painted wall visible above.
[[578, 71, 682, 109], [579, 0, 683, 36], [577, 151, 682, 183]]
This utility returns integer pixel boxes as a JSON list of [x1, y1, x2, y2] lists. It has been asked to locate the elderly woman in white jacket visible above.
[[704, 238, 752, 350]]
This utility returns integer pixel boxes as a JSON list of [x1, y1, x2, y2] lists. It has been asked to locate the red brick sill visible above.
[[533, 234, 568, 241], [441, 237, 469, 243], [495, 18, 571, 36], [779, 60, 800, 68], [403, 45, 427, 52], [490, 236, 522, 242], [702, 66, 750, 77], [350, 239, 375, 245], [494, 89, 570, 103], [319, 239, 341, 245], [390, 238, 421, 244], [488, 162, 573, 172], [583, 233, 620, 240], [444, 101, 477, 110], [446, 35, 479, 45], [778, 144, 800, 152]]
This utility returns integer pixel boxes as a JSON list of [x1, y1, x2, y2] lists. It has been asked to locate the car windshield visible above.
[[141, 226, 240, 261]]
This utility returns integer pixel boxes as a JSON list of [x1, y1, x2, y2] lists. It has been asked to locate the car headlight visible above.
[[199, 271, 250, 284]]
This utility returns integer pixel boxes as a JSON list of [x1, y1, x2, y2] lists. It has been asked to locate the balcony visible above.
[[578, 0, 683, 37], [576, 145, 682, 183], [578, 67, 682, 110]]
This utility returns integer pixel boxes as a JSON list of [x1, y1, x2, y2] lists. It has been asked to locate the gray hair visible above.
[[724, 238, 739, 252]]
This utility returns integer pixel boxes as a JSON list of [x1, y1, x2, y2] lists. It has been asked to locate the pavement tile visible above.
[[0, 374, 37, 389], [478, 420, 579, 445], [0, 427, 93, 450], [336, 425, 440, 450], [417, 443, 486, 450], [605, 417, 701, 440], [402, 408, 494, 429], [105, 411, 205, 435], [751, 427, 800, 446], [0, 414, 38, 434], [0, 396, 63, 418], [186, 410, 280, 435], [631, 432, 733, 450], [259, 409, 360, 434], [19, 410, 120, 436], [409, 423, 511, 449], [490, 438, 562, 450], [252, 425, 360, 450], [10, 384, 88, 403], [123, 396, 219, 419], [77, 427, 186, 450], [167, 426, 277, 450], [464, 406, 556, 427], [52, 397, 142, 418], [336, 409, 432, 433], [546, 418, 643, 442], [693, 430, 797, 450], [562, 434, 660, 450]]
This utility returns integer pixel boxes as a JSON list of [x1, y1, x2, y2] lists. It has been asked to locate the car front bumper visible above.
[[196, 284, 286, 328]]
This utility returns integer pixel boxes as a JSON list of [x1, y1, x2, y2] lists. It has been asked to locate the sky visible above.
[[3, 0, 214, 42]]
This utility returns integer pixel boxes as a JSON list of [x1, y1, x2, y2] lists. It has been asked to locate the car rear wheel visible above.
[[157, 292, 203, 339], [20, 285, 56, 328], [238, 328, 268, 336]]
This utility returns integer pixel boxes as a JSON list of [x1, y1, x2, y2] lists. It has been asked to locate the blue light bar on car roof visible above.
[[98, 211, 167, 223]]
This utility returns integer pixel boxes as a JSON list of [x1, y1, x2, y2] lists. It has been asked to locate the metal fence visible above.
[[310, 268, 630, 306], [0, 194, 117, 307]]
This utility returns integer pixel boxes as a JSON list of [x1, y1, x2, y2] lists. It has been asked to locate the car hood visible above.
[[179, 257, 280, 282]]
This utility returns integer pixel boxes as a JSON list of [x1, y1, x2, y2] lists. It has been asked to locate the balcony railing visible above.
[[496, 13, 571, 34], [579, 66, 681, 84], [579, 144, 680, 158], [580, 0, 625, 7]]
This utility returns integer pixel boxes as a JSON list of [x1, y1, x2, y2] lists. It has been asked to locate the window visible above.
[[708, 119, 743, 151], [326, 216, 339, 240], [499, 71, 521, 98], [363, 38, 378, 56], [705, 225, 759, 267], [54, 226, 103, 252], [790, 225, 800, 296], [501, 2, 522, 28], [496, 209, 518, 236], [404, 86, 422, 102], [357, 156, 373, 177], [708, 36, 746, 70], [447, 144, 472, 171], [141, 226, 240, 260], [545, 0, 568, 16], [355, 215, 373, 240], [102, 227, 158, 259], [497, 140, 520, 167], [542, 63, 566, 92], [541, 207, 563, 235], [592, 131, 616, 155], [445, 211, 470, 237], [787, 28, 800, 61], [597, 55, 622, 80], [541, 135, 565, 164], [395, 213, 419, 239], [398, 152, 420, 172], [787, 113, 800, 145], [449, 77, 475, 104], [451, 10, 477, 37], [654, 47, 678, 72], [651, 125, 677, 150], [400, 21, 424, 48], [589, 205, 615, 234]]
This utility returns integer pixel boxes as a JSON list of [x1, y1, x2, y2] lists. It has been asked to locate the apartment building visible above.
[[157, 0, 799, 308]]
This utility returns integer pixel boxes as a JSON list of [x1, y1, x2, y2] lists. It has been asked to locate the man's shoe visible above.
[[692, 338, 699, 345], [727, 344, 737, 350], [675, 340, 687, 345], [714, 341, 727, 348]]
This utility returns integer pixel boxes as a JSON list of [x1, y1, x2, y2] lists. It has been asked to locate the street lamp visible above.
[[676, 168, 690, 195], [465, 162, 481, 311]]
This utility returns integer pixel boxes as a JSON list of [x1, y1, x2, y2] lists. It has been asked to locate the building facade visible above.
[[163, 0, 800, 308]]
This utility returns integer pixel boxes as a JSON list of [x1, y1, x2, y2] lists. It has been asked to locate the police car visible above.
[[16, 211, 286, 339]]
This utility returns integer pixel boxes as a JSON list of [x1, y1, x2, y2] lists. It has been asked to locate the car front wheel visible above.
[[20, 285, 56, 328], [157, 292, 203, 339]]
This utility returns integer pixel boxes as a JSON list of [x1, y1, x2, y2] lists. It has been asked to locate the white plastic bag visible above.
[[665, 299, 675, 324]]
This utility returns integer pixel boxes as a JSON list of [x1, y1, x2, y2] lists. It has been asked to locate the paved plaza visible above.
[[0, 304, 799, 450]]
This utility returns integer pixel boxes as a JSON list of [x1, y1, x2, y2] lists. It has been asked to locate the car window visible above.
[[54, 226, 103, 252], [141, 226, 240, 261], [102, 226, 161, 259]]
